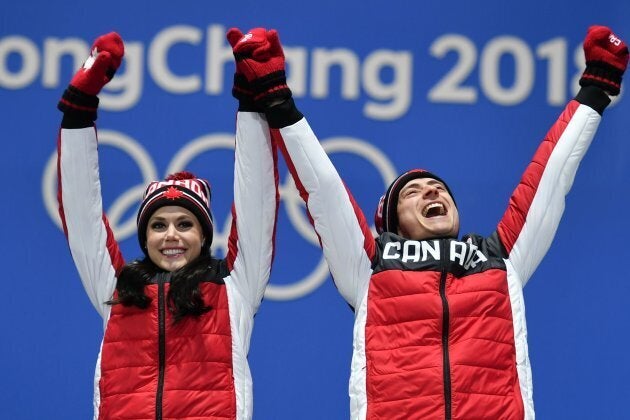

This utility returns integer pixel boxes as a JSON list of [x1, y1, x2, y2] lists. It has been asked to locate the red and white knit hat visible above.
[[136, 171, 213, 254]]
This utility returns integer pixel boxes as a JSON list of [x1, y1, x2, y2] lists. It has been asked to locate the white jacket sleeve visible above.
[[270, 108, 375, 309], [497, 87, 609, 287], [57, 126, 124, 323], [225, 112, 279, 313]]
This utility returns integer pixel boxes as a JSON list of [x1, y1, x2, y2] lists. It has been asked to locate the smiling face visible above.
[[145, 206, 205, 272], [396, 177, 459, 240]]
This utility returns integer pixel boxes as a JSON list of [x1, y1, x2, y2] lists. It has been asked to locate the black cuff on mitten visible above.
[[251, 70, 292, 108], [579, 61, 624, 96], [57, 86, 99, 124], [575, 85, 611, 115], [232, 74, 262, 112], [265, 97, 304, 129]]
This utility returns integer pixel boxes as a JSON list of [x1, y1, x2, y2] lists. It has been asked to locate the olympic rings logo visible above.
[[42, 129, 397, 300]]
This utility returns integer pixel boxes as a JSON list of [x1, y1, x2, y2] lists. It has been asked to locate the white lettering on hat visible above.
[[145, 179, 208, 205]]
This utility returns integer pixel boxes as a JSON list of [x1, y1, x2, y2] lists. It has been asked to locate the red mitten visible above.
[[579, 25, 628, 95], [227, 27, 290, 107], [226, 28, 260, 111], [58, 32, 124, 120], [227, 28, 270, 60]]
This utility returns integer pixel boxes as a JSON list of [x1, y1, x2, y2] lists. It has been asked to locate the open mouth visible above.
[[162, 248, 185, 256], [422, 202, 446, 218]]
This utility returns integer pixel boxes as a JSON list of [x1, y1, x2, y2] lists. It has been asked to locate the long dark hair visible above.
[[108, 253, 219, 323]]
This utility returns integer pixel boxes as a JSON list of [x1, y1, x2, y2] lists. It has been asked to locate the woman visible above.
[[57, 31, 279, 419]]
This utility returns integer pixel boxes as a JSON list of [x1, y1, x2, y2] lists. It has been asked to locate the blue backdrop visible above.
[[1, 1, 629, 418]]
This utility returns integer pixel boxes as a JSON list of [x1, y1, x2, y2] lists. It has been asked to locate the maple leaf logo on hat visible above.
[[164, 186, 184, 200]]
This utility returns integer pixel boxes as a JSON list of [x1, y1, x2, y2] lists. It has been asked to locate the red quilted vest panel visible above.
[[98, 281, 235, 419], [365, 267, 524, 419]]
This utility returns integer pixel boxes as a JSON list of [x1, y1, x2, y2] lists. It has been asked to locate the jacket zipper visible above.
[[155, 273, 167, 420], [439, 239, 452, 420]]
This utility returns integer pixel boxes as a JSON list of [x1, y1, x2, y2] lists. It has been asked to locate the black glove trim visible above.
[[249, 71, 292, 108], [250, 70, 287, 94], [580, 60, 623, 95], [57, 86, 99, 122], [265, 97, 303, 128], [255, 87, 292, 109], [575, 85, 611, 115], [585, 60, 625, 76], [232, 74, 262, 112]]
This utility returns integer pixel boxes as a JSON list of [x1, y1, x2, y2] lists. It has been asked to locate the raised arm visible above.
[[228, 28, 376, 309], [497, 26, 628, 286], [57, 32, 126, 321], [223, 29, 280, 313]]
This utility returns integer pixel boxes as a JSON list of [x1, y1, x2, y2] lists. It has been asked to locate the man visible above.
[[227, 26, 627, 419]]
